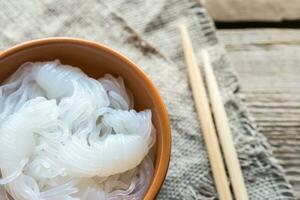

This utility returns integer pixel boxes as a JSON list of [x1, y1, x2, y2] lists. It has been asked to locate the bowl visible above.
[[0, 38, 171, 199]]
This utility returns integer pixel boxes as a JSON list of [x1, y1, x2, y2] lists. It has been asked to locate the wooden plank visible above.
[[217, 29, 300, 198], [205, 0, 300, 21]]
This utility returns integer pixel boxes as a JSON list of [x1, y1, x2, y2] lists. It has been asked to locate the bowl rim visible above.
[[0, 37, 171, 200]]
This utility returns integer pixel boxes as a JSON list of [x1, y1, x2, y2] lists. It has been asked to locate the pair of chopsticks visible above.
[[179, 24, 248, 200]]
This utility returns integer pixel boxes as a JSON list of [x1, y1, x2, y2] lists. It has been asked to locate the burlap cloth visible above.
[[0, 0, 295, 199]]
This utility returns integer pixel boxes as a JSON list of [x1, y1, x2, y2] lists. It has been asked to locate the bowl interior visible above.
[[0, 39, 170, 199]]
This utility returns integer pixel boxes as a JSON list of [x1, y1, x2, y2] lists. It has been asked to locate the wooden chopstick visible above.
[[201, 50, 248, 200], [179, 23, 232, 200]]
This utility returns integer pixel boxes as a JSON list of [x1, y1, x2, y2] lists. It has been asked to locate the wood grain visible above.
[[217, 29, 300, 198], [201, 50, 248, 200], [205, 0, 300, 21]]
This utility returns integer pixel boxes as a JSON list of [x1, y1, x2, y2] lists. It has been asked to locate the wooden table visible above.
[[217, 29, 300, 198]]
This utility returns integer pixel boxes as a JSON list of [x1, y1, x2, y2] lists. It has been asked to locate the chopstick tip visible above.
[[177, 20, 185, 31], [200, 49, 209, 58]]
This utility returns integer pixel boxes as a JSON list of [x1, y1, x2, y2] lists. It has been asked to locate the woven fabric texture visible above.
[[0, 0, 295, 199]]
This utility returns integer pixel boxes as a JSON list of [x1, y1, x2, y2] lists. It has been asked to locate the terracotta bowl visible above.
[[0, 38, 171, 199]]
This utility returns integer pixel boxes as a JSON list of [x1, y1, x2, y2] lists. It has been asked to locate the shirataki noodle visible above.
[[0, 60, 155, 200]]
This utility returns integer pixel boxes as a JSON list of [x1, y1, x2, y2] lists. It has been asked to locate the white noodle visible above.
[[0, 60, 155, 200]]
